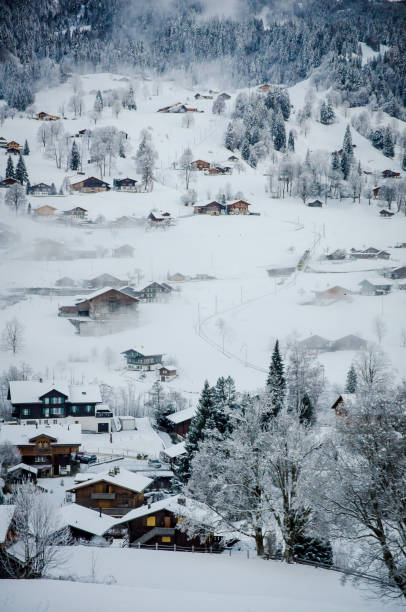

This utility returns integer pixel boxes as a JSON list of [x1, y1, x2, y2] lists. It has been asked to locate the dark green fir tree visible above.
[[299, 393, 314, 426], [265, 340, 286, 422], [70, 140, 80, 170], [345, 364, 357, 393], [15, 154, 28, 184], [6, 155, 15, 179], [23, 139, 30, 155]]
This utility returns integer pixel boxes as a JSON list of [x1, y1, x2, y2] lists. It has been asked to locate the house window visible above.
[[22, 408, 30, 416], [85, 405, 92, 414], [146, 516, 156, 527], [35, 456, 47, 463], [43, 408, 50, 417], [52, 407, 64, 415], [71, 406, 78, 414], [43, 398, 50, 405], [162, 536, 171, 543]]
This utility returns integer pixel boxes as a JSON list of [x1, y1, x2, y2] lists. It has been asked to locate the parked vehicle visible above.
[[80, 454, 97, 464], [148, 459, 162, 468]]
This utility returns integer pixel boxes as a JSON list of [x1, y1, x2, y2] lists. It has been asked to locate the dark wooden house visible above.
[[86, 273, 127, 289], [191, 160, 210, 171], [382, 170, 400, 179], [167, 407, 196, 437], [113, 177, 138, 191], [159, 366, 177, 382], [27, 183, 53, 196], [194, 201, 225, 216], [390, 266, 406, 279], [226, 200, 251, 215], [307, 200, 323, 207], [56, 504, 117, 542], [379, 209, 394, 218], [63, 206, 88, 219], [122, 349, 163, 371], [71, 176, 110, 193], [66, 468, 152, 517], [59, 288, 139, 319]]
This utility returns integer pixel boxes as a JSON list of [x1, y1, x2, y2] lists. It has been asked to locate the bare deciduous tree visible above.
[[5, 185, 27, 214], [1, 318, 25, 354]]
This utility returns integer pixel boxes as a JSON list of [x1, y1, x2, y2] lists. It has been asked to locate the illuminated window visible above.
[[146, 516, 156, 527], [161, 536, 171, 543]]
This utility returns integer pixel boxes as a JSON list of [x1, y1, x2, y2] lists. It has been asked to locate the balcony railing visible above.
[[91, 493, 116, 500]]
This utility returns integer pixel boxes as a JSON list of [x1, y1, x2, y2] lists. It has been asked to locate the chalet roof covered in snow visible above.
[[167, 407, 196, 424], [57, 504, 117, 536], [113, 495, 219, 527], [67, 468, 152, 494], [0, 505, 15, 543], [7, 463, 38, 475], [162, 441, 186, 459], [8, 381, 102, 405], [0, 424, 81, 446]]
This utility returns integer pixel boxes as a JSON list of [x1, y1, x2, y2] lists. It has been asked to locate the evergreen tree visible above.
[[273, 109, 286, 151], [371, 129, 384, 150], [176, 381, 216, 483], [265, 340, 286, 421], [95, 89, 103, 109], [331, 151, 340, 172], [402, 150, 406, 172], [320, 101, 328, 124], [293, 534, 333, 565], [325, 102, 335, 124], [119, 141, 126, 158], [341, 150, 351, 180], [299, 393, 314, 426], [27, 202, 31, 215], [70, 140, 80, 170], [122, 86, 136, 110], [50, 183, 57, 195], [23, 139, 30, 156], [383, 127, 394, 158], [241, 139, 250, 161], [225, 122, 235, 150], [345, 364, 357, 393], [5, 155, 14, 179], [212, 376, 237, 433], [15, 155, 28, 184], [342, 125, 354, 164], [288, 130, 295, 152]]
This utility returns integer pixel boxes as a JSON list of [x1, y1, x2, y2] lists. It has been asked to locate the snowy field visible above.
[[0, 70, 405, 414], [1, 546, 403, 612]]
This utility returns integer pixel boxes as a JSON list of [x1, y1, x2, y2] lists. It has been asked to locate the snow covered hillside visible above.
[[0, 71, 405, 406], [1, 546, 402, 612]]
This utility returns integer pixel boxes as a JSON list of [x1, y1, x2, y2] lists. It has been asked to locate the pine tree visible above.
[[212, 376, 237, 433], [273, 109, 286, 151], [95, 90, 103, 109], [341, 150, 351, 180], [371, 129, 384, 150], [70, 140, 80, 170], [325, 102, 335, 124], [225, 122, 235, 150], [331, 151, 340, 172], [299, 393, 314, 426], [6, 155, 15, 179], [320, 101, 328, 124], [15, 155, 28, 184], [343, 125, 354, 164], [265, 340, 286, 422], [50, 183, 57, 195], [23, 139, 30, 155], [119, 141, 126, 158], [383, 128, 394, 158], [288, 130, 295, 152], [241, 139, 250, 161], [402, 150, 406, 172], [345, 364, 357, 393], [176, 381, 216, 483], [122, 86, 136, 110]]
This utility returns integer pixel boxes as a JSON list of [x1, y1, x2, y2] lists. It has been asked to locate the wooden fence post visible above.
[[155, 542, 158, 551]]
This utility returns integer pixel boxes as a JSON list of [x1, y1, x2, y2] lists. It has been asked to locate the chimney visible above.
[[147, 502, 151, 509], [99, 507, 102, 517]]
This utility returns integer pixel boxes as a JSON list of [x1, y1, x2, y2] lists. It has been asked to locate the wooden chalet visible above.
[[113, 177, 138, 191], [0, 136, 8, 148], [34, 205, 56, 217], [379, 209, 394, 218], [114, 495, 222, 550], [36, 112, 60, 121], [148, 211, 171, 224], [382, 170, 400, 179], [193, 201, 225, 216], [0, 424, 81, 477], [66, 467, 152, 517], [191, 160, 210, 171], [350, 248, 390, 260], [160, 442, 186, 468], [326, 249, 346, 260], [7, 141, 22, 154], [27, 182, 53, 196], [157, 102, 188, 113], [63, 206, 87, 219], [0, 505, 16, 551], [168, 272, 186, 282], [167, 407, 196, 437], [58, 287, 139, 319], [390, 266, 406, 279], [218, 92, 231, 100], [258, 84, 271, 92], [122, 349, 163, 371], [359, 280, 392, 296], [299, 335, 331, 351], [71, 176, 110, 193], [372, 186, 381, 198], [226, 200, 251, 215], [331, 394, 357, 417], [228, 155, 239, 162], [56, 504, 117, 542], [307, 200, 323, 207], [86, 273, 127, 289], [159, 366, 177, 382], [330, 335, 368, 351], [112, 244, 135, 258], [138, 282, 172, 302], [314, 286, 350, 302], [6, 463, 38, 485]]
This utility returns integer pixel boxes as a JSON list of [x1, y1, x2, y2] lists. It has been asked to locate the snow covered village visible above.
[[0, 1, 406, 611]]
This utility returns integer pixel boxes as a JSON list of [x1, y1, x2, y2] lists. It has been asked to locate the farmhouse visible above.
[[112, 244, 135, 258], [359, 280, 392, 296], [299, 335, 331, 351], [86, 273, 127, 289], [330, 335, 368, 351], [382, 170, 400, 179], [71, 176, 110, 193], [379, 209, 394, 218], [350, 248, 390, 260], [191, 160, 210, 171], [27, 182, 54, 196], [0, 178, 17, 188], [137, 282, 172, 302], [194, 201, 225, 216], [66, 467, 152, 517], [122, 349, 163, 371], [157, 102, 187, 113], [7, 380, 112, 433], [326, 249, 346, 260], [34, 205, 56, 217], [36, 112, 60, 121], [113, 177, 138, 191], [390, 266, 406, 279], [226, 200, 251, 215], [168, 272, 186, 282], [56, 504, 117, 542], [160, 441, 186, 467], [58, 287, 139, 319], [63, 206, 88, 219], [331, 394, 357, 417], [7, 141, 22, 154], [167, 406, 196, 437], [0, 424, 81, 477], [307, 200, 323, 207], [314, 286, 350, 302], [114, 495, 222, 550], [6, 463, 38, 485]]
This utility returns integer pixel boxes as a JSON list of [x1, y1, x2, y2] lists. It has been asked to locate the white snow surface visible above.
[[0, 423, 82, 445], [66, 467, 153, 494], [57, 504, 117, 536], [1, 546, 403, 612]]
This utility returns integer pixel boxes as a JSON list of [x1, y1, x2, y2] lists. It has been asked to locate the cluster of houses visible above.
[[193, 199, 252, 216], [326, 246, 391, 261], [121, 350, 177, 381], [0, 137, 23, 155], [300, 334, 368, 352], [190, 159, 233, 175]]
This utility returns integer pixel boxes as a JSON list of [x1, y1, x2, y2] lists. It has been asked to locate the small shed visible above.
[[307, 200, 323, 208]]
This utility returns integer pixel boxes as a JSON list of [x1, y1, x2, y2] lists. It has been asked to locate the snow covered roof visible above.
[[57, 504, 116, 536], [162, 441, 186, 459], [0, 424, 81, 446], [67, 468, 152, 494], [167, 407, 196, 425], [8, 381, 102, 404], [7, 463, 38, 475], [114, 495, 220, 528], [0, 505, 15, 543]]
